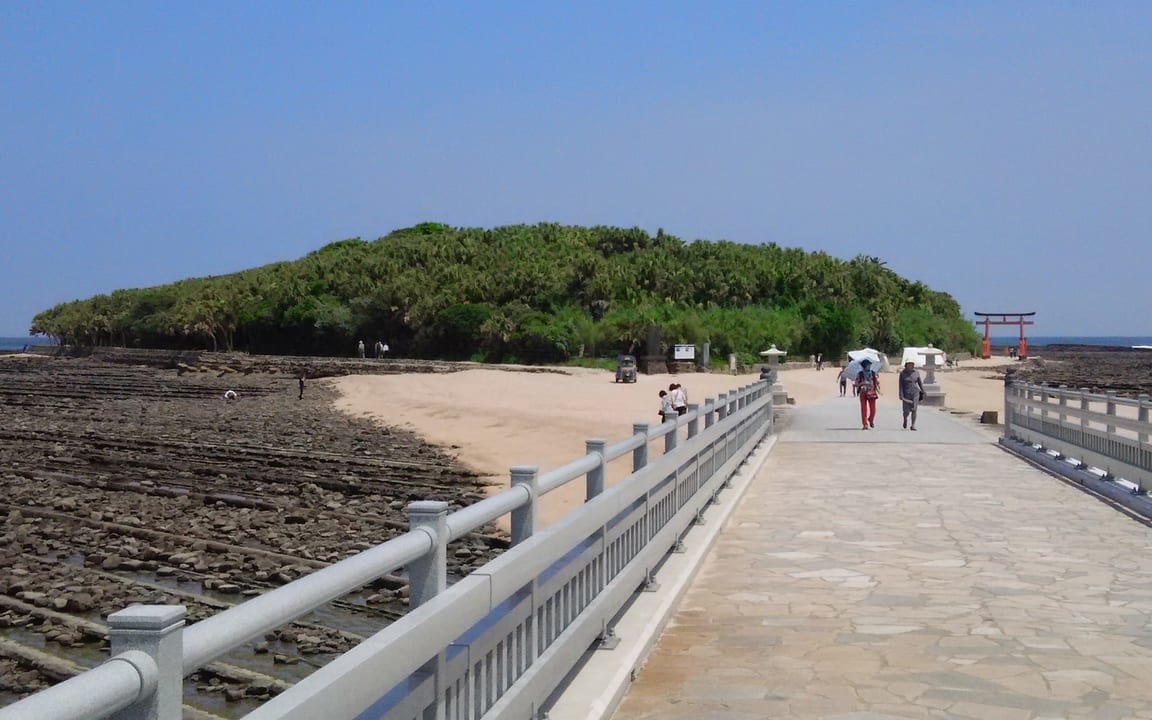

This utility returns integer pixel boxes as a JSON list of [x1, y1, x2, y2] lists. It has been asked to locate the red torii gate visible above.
[[974, 312, 1035, 360]]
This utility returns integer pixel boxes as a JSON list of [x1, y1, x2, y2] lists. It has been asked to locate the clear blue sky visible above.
[[2, 2, 1150, 337]]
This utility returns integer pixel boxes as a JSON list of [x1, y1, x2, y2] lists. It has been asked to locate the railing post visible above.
[[406, 501, 448, 720], [716, 393, 728, 421], [407, 501, 449, 608], [1139, 394, 1149, 444], [108, 605, 185, 720], [1080, 388, 1091, 447], [1106, 391, 1117, 436], [729, 390, 739, 415], [585, 438, 606, 501], [509, 466, 538, 546], [1002, 380, 1013, 439], [704, 399, 716, 429], [1040, 386, 1049, 424], [632, 422, 649, 471], [687, 404, 700, 438], [664, 418, 678, 454]]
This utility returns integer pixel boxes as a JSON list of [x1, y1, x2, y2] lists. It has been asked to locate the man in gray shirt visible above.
[[898, 361, 926, 431]]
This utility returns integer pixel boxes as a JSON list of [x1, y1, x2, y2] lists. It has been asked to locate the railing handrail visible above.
[[3, 651, 157, 720], [0, 379, 772, 720], [1013, 381, 1151, 408], [244, 386, 773, 719], [182, 530, 433, 673], [1004, 380, 1151, 491]]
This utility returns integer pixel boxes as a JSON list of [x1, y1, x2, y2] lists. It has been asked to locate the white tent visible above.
[[900, 346, 947, 368], [846, 347, 890, 371]]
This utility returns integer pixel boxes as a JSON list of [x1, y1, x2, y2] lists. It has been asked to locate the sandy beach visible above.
[[332, 357, 1015, 528]]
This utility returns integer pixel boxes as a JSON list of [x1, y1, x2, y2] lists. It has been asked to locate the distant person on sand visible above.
[[374, 340, 384, 358], [357, 340, 365, 358], [898, 360, 926, 431], [298, 375, 305, 400], [816, 353, 823, 371], [854, 358, 880, 429], [837, 367, 848, 397], [659, 390, 675, 422]]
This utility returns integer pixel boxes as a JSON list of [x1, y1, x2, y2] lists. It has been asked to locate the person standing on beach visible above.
[[898, 360, 925, 430], [298, 375, 305, 400], [854, 358, 880, 429], [357, 340, 366, 358], [816, 353, 823, 371]]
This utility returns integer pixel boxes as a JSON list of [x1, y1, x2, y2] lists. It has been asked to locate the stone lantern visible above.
[[759, 344, 789, 406], [920, 345, 946, 406]]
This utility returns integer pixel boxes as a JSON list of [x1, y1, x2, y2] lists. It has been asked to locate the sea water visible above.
[[0, 336, 56, 351]]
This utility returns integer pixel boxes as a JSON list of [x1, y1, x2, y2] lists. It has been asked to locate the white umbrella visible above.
[[847, 348, 882, 364], [842, 358, 868, 383]]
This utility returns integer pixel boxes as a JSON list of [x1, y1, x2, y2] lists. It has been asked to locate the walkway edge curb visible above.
[[546, 429, 779, 720]]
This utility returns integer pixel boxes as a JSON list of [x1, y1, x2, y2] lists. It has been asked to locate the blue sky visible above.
[[2, 2, 1149, 337]]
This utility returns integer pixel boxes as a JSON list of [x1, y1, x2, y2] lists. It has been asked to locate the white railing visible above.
[[1003, 381, 1152, 491], [0, 381, 774, 720]]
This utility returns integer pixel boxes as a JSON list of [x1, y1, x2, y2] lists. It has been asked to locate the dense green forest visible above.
[[30, 223, 980, 364]]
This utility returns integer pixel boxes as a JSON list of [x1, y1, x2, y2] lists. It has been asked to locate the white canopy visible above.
[[846, 348, 889, 370], [900, 346, 946, 368]]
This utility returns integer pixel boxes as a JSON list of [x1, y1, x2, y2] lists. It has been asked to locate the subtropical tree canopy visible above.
[[30, 222, 980, 364]]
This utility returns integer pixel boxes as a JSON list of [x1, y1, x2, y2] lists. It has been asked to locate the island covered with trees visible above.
[[30, 222, 979, 365]]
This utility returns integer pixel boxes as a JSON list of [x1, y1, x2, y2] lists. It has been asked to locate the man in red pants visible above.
[[854, 358, 881, 429]]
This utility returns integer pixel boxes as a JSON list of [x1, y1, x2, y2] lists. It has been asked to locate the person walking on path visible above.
[[898, 360, 926, 430], [816, 352, 823, 371], [669, 383, 688, 416], [298, 375, 306, 400], [357, 340, 365, 358], [854, 358, 880, 429], [836, 367, 848, 397]]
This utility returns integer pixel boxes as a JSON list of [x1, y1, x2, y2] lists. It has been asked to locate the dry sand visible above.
[[331, 358, 1015, 529]]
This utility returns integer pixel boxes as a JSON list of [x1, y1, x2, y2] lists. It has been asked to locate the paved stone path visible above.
[[613, 396, 1152, 719]]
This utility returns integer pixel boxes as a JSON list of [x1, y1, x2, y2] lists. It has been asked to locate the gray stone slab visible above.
[[612, 395, 1152, 720]]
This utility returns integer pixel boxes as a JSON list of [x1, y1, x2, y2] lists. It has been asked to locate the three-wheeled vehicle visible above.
[[615, 354, 637, 383]]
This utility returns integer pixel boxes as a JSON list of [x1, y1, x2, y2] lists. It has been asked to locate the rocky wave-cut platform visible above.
[[0, 354, 509, 716], [1009, 345, 1152, 397]]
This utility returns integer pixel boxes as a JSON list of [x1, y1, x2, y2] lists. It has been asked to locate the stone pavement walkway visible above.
[[612, 396, 1152, 720]]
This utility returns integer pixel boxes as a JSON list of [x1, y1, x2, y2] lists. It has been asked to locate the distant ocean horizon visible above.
[[988, 336, 1152, 348], [0, 336, 56, 351], [4, 335, 1152, 352]]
